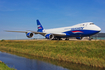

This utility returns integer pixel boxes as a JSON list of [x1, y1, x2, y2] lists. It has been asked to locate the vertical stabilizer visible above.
[[36, 20, 44, 32]]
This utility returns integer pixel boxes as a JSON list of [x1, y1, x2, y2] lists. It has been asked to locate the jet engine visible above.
[[26, 32, 33, 38], [76, 37, 83, 40], [45, 34, 54, 39]]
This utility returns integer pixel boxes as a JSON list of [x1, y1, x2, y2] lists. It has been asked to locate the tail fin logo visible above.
[[37, 20, 44, 32], [37, 25, 42, 29]]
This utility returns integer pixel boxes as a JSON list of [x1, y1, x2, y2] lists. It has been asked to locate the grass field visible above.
[[0, 40, 105, 68], [0, 61, 15, 70]]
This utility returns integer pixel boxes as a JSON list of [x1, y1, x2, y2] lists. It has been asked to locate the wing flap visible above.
[[32, 31, 66, 36], [32, 31, 46, 36]]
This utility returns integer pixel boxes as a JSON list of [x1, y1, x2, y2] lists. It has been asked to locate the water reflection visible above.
[[0, 51, 104, 70], [0, 51, 68, 70]]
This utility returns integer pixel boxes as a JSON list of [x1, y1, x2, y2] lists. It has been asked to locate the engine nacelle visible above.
[[26, 32, 33, 38], [76, 37, 82, 40], [45, 34, 54, 39]]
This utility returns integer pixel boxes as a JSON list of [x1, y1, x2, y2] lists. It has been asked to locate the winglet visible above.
[[36, 20, 44, 32]]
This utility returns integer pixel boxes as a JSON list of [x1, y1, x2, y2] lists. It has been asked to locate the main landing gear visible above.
[[89, 36, 93, 40]]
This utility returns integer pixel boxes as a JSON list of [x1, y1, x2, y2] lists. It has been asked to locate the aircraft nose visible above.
[[98, 27, 101, 31], [96, 26, 101, 31]]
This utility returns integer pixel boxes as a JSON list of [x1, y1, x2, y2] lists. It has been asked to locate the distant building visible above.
[[92, 33, 105, 40], [68, 33, 105, 40]]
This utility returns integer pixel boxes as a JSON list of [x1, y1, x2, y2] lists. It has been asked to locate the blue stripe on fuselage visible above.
[[62, 30, 100, 37]]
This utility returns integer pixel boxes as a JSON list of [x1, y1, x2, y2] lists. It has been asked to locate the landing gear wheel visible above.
[[89, 36, 92, 41], [57, 38, 62, 40], [65, 38, 69, 40], [89, 38, 91, 41]]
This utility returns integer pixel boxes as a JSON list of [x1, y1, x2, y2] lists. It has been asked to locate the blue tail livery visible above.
[[37, 20, 44, 32]]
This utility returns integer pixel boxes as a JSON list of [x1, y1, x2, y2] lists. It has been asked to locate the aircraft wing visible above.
[[5, 30, 66, 36], [32, 31, 46, 36], [32, 31, 66, 36], [5, 30, 46, 34], [5, 30, 28, 33], [51, 33, 66, 36]]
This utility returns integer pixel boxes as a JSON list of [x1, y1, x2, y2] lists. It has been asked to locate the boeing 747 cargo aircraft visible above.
[[6, 20, 101, 40]]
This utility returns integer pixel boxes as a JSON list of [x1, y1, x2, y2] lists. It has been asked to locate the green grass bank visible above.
[[0, 61, 15, 70], [0, 40, 105, 68]]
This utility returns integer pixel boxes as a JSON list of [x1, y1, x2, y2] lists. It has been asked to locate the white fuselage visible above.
[[44, 22, 101, 34]]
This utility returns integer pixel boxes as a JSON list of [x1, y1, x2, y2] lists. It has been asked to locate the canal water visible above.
[[0, 51, 104, 70], [0, 51, 68, 70]]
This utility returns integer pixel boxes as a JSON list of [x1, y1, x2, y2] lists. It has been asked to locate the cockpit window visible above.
[[90, 23, 94, 25]]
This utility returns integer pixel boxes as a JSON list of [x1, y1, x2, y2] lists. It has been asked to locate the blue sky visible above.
[[0, 0, 105, 40]]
